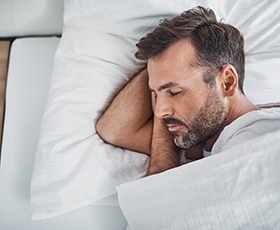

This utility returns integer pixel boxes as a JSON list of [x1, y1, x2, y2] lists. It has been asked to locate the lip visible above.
[[166, 124, 184, 132]]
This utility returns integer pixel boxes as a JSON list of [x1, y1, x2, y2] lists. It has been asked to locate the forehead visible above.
[[147, 39, 203, 90]]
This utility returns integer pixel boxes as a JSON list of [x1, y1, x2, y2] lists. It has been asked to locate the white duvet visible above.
[[118, 129, 280, 229]]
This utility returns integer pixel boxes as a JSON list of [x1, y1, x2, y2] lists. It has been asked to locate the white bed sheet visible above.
[[0, 37, 127, 230]]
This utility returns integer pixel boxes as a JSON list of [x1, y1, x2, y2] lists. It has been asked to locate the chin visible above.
[[174, 137, 192, 149]]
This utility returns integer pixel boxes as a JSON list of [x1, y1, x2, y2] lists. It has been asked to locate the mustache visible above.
[[163, 117, 187, 126]]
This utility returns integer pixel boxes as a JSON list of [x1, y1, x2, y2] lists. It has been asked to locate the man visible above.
[[96, 6, 280, 175]]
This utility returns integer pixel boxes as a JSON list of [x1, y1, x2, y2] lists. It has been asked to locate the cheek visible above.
[[172, 94, 205, 122]]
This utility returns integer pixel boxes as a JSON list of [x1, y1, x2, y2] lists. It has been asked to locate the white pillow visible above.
[[31, 0, 280, 220]]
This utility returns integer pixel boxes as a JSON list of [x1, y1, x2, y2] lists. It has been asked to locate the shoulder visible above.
[[212, 108, 280, 154]]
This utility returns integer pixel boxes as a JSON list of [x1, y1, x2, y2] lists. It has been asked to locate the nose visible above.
[[154, 97, 173, 119]]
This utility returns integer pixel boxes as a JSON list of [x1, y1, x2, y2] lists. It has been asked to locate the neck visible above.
[[204, 94, 259, 151]]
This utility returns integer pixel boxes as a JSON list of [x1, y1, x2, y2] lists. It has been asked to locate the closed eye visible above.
[[169, 90, 181, 97]]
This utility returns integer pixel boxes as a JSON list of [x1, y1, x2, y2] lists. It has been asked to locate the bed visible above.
[[1, 0, 280, 229]]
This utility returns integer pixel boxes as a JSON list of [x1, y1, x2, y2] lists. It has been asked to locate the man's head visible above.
[[136, 6, 246, 149], [136, 6, 245, 92]]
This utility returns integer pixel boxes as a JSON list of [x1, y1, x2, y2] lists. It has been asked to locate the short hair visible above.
[[135, 6, 245, 93]]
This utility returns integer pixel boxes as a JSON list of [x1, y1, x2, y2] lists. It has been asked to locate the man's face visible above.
[[148, 40, 228, 149]]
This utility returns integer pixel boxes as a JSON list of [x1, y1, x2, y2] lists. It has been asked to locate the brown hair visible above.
[[135, 6, 245, 93]]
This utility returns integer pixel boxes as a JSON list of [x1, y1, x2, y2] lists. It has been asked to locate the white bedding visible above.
[[31, 0, 280, 223], [117, 128, 280, 229]]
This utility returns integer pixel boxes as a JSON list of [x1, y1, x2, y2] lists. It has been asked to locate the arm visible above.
[[96, 68, 153, 155], [96, 68, 180, 175], [148, 117, 180, 175]]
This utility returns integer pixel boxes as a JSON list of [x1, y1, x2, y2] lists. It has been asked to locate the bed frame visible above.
[[0, 40, 10, 149]]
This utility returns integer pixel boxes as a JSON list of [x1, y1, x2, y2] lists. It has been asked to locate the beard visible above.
[[164, 89, 228, 149]]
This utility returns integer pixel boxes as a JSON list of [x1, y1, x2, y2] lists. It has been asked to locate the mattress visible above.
[[0, 37, 127, 230]]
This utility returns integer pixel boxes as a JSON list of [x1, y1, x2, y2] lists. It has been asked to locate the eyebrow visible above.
[[157, 82, 179, 92]]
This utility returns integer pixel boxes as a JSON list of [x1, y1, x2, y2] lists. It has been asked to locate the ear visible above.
[[218, 64, 239, 97]]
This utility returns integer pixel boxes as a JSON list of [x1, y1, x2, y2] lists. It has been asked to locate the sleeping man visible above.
[[96, 6, 280, 175]]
